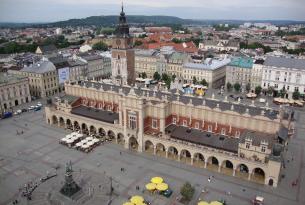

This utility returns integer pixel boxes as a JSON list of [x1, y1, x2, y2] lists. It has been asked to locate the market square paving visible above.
[[0, 107, 304, 205]]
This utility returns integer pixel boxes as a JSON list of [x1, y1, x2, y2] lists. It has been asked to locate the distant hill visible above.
[[1, 15, 305, 28], [44, 15, 197, 27]]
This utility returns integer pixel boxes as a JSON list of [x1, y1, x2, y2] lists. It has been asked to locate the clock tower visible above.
[[111, 4, 135, 85]]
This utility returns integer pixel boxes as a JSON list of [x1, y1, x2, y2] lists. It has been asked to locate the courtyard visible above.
[[0, 104, 304, 205]]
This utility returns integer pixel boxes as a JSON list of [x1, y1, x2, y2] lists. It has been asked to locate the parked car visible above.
[[2, 112, 13, 119], [34, 106, 41, 111], [14, 110, 22, 115], [28, 105, 35, 110], [37, 102, 42, 107], [21, 108, 28, 113], [162, 189, 173, 198]]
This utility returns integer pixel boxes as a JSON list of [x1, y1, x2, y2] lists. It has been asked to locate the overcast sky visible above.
[[1, 0, 305, 23]]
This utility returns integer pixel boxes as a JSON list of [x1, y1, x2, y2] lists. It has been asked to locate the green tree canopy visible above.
[[255, 86, 262, 95], [192, 76, 197, 84], [246, 83, 251, 92], [292, 90, 300, 100], [153, 72, 161, 81], [226, 82, 232, 91], [92, 42, 108, 51], [234, 83, 241, 92], [200, 79, 208, 87], [180, 182, 195, 201]]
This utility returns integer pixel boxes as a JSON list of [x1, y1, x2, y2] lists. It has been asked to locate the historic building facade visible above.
[[0, 73, 31, 112], [45, 79, 291, 187]]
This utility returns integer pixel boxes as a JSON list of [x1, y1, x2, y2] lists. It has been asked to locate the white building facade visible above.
[[262, 56, 305, 98]]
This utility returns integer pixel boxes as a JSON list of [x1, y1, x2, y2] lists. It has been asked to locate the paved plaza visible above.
[[0, 104, 305, 205]]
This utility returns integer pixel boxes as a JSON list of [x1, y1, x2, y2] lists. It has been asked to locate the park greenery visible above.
[[0, 35, 84, 54], [240, 42, 273, 53], [213, 24, 238, 32], [92, 41, 109, 51]]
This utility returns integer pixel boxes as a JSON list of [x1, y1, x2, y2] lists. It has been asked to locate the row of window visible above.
[[245, 143, 266, 153]]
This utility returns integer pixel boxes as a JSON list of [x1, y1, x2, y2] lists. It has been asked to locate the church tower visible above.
[[111, 3, 135, 85]]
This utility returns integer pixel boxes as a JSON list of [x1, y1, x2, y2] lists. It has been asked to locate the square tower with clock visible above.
[[111, 4, 135, 85]]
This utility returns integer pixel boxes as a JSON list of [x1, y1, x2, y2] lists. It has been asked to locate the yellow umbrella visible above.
[[198, 201, 210, 205], [130, 195, 144, 204], [151, 176, 163, 184], [210, 201, 223, 205], [123, 202, 134, 205], [156, 183, 168, 191], [145, 183, 156, 191], [137, 203, 147, 205]]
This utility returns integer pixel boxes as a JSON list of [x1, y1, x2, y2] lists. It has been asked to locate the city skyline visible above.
[[1, 0, 305, 23]]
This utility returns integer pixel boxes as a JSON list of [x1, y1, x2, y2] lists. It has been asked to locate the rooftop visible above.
[[264, 56, 305, 70], [184, 58, 231, 70], [20, 60, 56, 74], [229, 57, 253, 69], [165, 124, 239, 153], [73, 80, 279, 120], [71, 105, 119, 124], [0, 73, 27, 85]]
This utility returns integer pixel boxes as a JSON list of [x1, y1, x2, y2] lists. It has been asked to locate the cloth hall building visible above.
[[45, 6, 291, 188]]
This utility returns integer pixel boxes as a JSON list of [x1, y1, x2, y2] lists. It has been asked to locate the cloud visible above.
[[0, 0, 305, 22]]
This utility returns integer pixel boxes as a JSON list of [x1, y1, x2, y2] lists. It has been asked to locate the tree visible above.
[[134, 40, 143, 47], [172, 38, 183, 43], [226, 82, 232, 91], [141, 72, 147, 79], [293, 90, 300, 100], [200, 79, 208, 87], [180, 182, 195, 201], [246, 83, 251, 93], [161, 73, 170, 82], [279, 88, 287, 98], [255, 86, 262, 95], [192, 76, 197, 84], [92, 42, 108, 51], [234, 83, 241, 92], [153, 72, 161, 81], [267, 86, 274, 96], [172, 74, 176, 82]]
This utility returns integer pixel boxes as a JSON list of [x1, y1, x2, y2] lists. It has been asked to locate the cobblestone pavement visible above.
[[0, 104, 304, 205]]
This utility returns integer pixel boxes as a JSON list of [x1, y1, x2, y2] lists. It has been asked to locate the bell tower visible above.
[[111, 3, 135, 85]]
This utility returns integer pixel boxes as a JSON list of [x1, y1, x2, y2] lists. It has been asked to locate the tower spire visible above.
[[121, 1, 124, 12]]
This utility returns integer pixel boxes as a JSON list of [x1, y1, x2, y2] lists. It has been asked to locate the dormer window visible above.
[[261, 146, 266, 153], [183, 120, 187, 126], [221, 128, 226, 135], [172, 117, 176, 124], [235, 131, 240, 138], [208, 125, 212, 132], [195, 122, 200, 129]]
